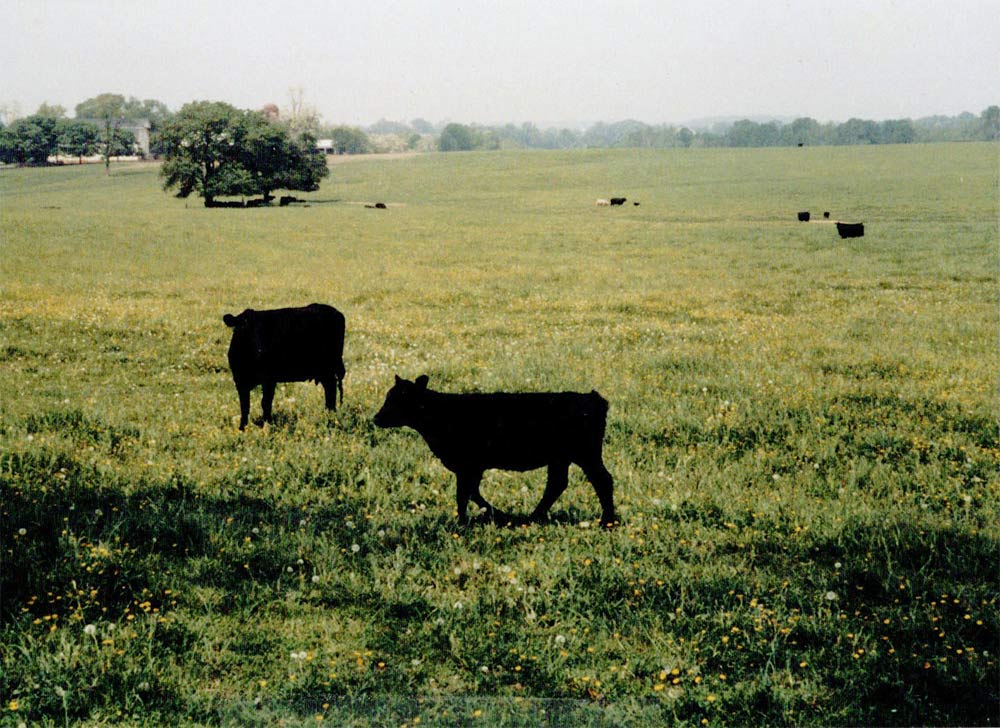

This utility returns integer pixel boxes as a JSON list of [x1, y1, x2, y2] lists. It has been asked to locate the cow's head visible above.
[[223, 309, 255, 330], [373, 375, 429, 428]]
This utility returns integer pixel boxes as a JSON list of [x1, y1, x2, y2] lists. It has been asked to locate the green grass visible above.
[[2, 144, 998, 726]]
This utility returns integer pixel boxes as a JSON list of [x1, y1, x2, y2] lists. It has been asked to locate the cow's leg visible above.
[[236, 385, 251, 431], [529, 461, 569, 523], [579, 457, 618, 527], [455, 471, 483, 526], [322, 379, 337, 411], [261, 381, 276, 423]]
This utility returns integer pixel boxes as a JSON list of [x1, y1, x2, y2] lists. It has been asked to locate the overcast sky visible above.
[[3, 0, 997, 127]]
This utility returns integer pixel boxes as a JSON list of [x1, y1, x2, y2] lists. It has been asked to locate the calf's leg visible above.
[[236, 385, 251, 431], [322, 378, 338, 411], [579, 457, 618, 526], [529, 462, 570, 523], [261, 381, 277, 423], [455, 471, 483, 526]]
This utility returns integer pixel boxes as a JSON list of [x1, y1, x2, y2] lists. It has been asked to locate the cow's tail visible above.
[[589, 390, 609, 437]]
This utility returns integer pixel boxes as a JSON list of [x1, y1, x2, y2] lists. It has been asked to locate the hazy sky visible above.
[[3, 0, 997, 127]]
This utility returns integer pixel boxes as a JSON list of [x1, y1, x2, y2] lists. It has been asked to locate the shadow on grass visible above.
[[3, 446, 997, 726]]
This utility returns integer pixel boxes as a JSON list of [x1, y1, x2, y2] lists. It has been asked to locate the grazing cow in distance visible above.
[[797, 211, 810, 222], [373, 375, 618, 527], [610, 197, 627, 206], [223, 303, 346, 430], [375, 202, 387, 209], [596, 199, 610, 206], [633, 202, 640, 206], [823, 211, 831, 219], [836, 222, 865, 238]]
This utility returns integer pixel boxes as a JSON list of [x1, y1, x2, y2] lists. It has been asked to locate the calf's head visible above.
[[223, 309, 255, 331], [373, 375, 429, 428]]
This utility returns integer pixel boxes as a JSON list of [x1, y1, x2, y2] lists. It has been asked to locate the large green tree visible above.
[[324, 125, 372, 154], [2, 115, 60, 164], [980, 105, 1000, 141], [160, 101, 328, 207], [438, 123, 476, 151], [58, 120, 100, 163], [75, 93, 128, 173]]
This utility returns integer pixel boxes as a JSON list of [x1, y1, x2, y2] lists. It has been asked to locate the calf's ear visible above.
[[223, 314, 237, 327], [415, 374, 429, 390]]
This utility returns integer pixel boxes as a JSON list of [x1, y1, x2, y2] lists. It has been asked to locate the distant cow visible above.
[[373, 375, 618, 527], [836, 222, 865, 238], [596, 199, 610, 206], [223, 303, 346, 430], [797, 211, 810, 222], [823, 211, 831, 219], [610, 197, 627, 206]]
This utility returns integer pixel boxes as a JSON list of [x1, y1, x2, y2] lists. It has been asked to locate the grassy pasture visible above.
[[1, 144, 998, 726]]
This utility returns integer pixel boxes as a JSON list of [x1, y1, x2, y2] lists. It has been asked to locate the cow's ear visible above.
[[223, 314, 237, 327], [394, 375, 404, 385], [415, 374, 429, 390]]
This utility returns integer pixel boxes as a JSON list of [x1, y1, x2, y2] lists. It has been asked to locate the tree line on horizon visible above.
[[433, 106, 999, 151], [2, 94, 997, 168]]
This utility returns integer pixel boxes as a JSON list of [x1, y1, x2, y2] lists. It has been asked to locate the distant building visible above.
[[127, 119, 151, 156], [316, 138, 334, 154]]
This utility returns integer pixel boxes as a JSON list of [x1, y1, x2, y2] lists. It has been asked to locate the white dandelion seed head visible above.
[[84, 624, 97, 636]]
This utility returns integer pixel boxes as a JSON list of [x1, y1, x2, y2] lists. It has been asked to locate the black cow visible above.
[[610, 197, 627, 206], [373, 375, 618, 527], [797, 211, 810, 222], [823, 211, 831, 219], [836, 222, 865, 238], [223, 303, 345, 430]]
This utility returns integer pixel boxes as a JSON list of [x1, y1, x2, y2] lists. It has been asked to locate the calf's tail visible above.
[[589, 390, 609, 435]]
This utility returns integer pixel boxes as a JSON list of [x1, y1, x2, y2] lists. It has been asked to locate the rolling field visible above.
[[1, 144, 998, 726]]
